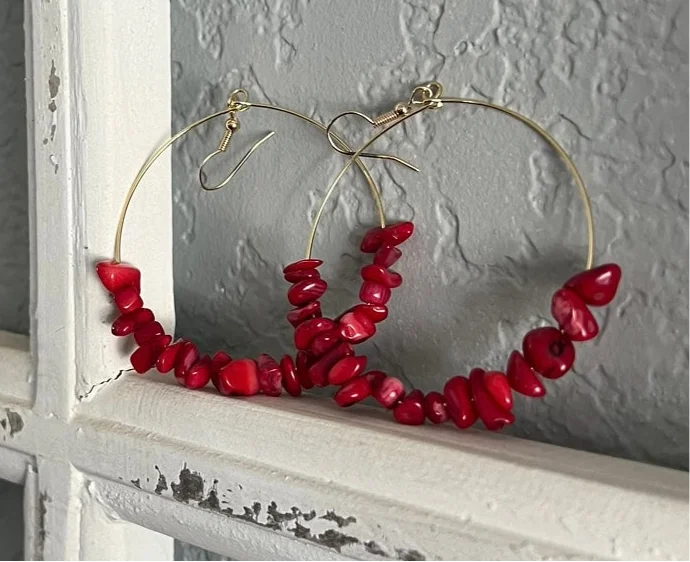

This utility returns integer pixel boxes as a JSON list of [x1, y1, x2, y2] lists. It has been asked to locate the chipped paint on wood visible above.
[[1, 408, 24, 437]]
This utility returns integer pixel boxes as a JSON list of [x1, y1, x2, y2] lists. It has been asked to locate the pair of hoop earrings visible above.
[[96, 82, 622, 432]]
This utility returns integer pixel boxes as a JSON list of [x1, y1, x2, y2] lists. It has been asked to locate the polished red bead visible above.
[[111, 308, 154, 336], [283, 259, 323, 274], [280, 355, 302, 397], [288, 279, 327, 306], [133, 321, 164, 346], [393, 389, 425, 425], [328, 355, 367, 385], [210, 351, 232, 392], [361, 264, 402, 288], [564, 263, 621, 306], [374, 244, 402, 267], [309, 329, 341, 356], [156, 340, 183, 374], [424, 392, 448, 424], [382, 221, 414, 246], [256, 354, 282, 396], [469, 369, 515, 430], [130, 335, 171, 374], [360, 227, 385, 253], [506, 350, 545, 397], [483, 371, 513, 411], [365, 370, 387, 389], [334, 375, 371, 407], [286, 300, 322, 328], [308, 342, 353, 387], [338, 310, 376, 344], [348, 303, 388, 324], [551, 288, 599, 341], [371, 375, 405, 408], [284, 268, 321, 283], [296, 351, 314, 389], [114, 286, 143, 314], [185, 356, 212, 389], [443, 376, 477, 429], [523, 327, 575, 379], [359, 282, 391, 305], [96, 260, 141, 293], [174, 341, 199, 382], [217, 359, 260, 396], [294, 317, 335, 350]]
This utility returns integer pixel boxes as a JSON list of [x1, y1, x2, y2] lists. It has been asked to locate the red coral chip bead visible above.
[[284, 268, 321, 283], [174, 341, 200, 383], [551, 288, 599, 341], [309, 329, 341, 357], [156, 340, 184, 374], [359, 282, 391, 305], [133, 321, 164, 346], [382, 221, 414, 246], [283, 259, 323, 274], [185, 355, 212, 389], [280, 355, 302, 397], [349, 303, 388, 324], [361, 264, 402, 288], [294, 317, 335, 350], [360, 227, 385, 253], [257, 354, 283, 397], [288, 279, 327, 306], [523, 327, 575, 379], [443, 376, 477, 429], [469, 369, 515, 431], [130, 335, 171, 374], [393, 389, 425, 425], [374, 244, 402, 268], [483, 371, 513, 411], [338, 311, 376, 344], [327, 355, 367, 385], [308, 342, 353, 387], [506, 350, 545, 397], [286, 300, 322, 328], [114, 286, 143, 314], [296, 351, 315, 389], [424, 391, 448, 424], [96, 261, 141, 293], [217, 359, 260, 396], [112, 308, 154, 336], [564, 263, 622, 306], [334, 375, 372, 407], [365, 370, 387, 389], [371, 375, 405, 409], [210, 351, 232, 393]]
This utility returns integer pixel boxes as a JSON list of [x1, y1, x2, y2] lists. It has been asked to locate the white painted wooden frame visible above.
[[0, 1, 687, 560]]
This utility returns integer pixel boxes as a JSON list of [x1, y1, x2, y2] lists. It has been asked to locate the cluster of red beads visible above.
[[96, 261, 304, 398]]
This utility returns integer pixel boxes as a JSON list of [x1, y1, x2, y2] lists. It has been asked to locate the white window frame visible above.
[[0, 1, 687, 560]]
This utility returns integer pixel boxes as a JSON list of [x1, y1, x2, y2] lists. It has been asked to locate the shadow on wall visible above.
[[0, 480, 23, 560]]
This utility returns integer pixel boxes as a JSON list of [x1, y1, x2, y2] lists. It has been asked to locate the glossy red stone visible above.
[[359, 282, 391, 305], [174, 341, 199, 382], [184, 356, 212, 389], [210, 351, 232, 392], [365, 370, 387, 389], [286, 301, 322, 328], [283, 259, 323, 274], [296, 351, 314, 389], [257, 354, 283, 396], [393, 389, 425, 425], [280, 355, 302, 397], [334, 375, 371, 407], [288, 279, 327, 306], [483, 371, 513, 411], [523, 327, 575, 379], [551, 288, 599, 341], [284, 268, 321, 283], [382, 221, 414, 246], [308, 342, 353, 387], [96, 261, 141, 293], [338, 311, 376, 344], [371, 375, 405, 409], [373, 244, 402, 268], [294, 317, 335, 350], [113, 286, 143, 314], [506, 350, 545, 398], [469, 369, 515, 431], [443, 376, 477, 429], [327, 355, 367, 385], [309, 330, 341, 357], [424, 392, 448, 424], [156, 340, 183, 374], [360, 227, 385, 253], [133, 321, 164, 345], [130, 335, 171, 374], [361, 264, 402, 288], [217, 359, 260, 396], [111, 308, 154, 336], [348, 303, 388, 324], [564, 263, 621, 306]]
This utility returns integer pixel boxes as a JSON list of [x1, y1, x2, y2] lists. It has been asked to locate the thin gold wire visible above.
[[313, 94, 594, 270]]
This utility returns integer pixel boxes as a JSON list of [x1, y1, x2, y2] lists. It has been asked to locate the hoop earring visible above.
[[282, 82, 622, 430]]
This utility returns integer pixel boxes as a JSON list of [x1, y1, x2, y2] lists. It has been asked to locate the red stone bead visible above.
[[284, 268, 321, 283], [361, 264, 402, 288], [424, 391, 448, 424], [174, 341, 200, 382], [551, 288, 599, 342], [443, 376, 477, 429], [185, 356, 212, 389], [156, 340, 183, 374], [334, 375, 371, 407], [382, 221, 414, 246], [309, 329, 341, 357], [296, 351, 314, 389], [308, 342, 353, 387], [280, 355, 302, 397], [393, 389, 425, 425], [288, 279, 327, 306], [133, 321, 164, 345], [286, 301, 322, 328], [257, 354, 283, 396], [371, 375, 405, 408], [469, 369, 515, 431], [374, 244, 402, 268], [294, 317, 335, 350], [360, 227, 385, 253], [130, 335, 171, 374], [210, 351, 233, 393], [283, 259, 323, 274], [523, 327, 575, 379], [217, 359, 260, 396], [338, 311, 376, 344], [564, 263, 622, 306], [506, 350, 545, 397], [328, 355, 367, 385], [96, 260, 141, 293], [483, 371, 513, 411], [114, 286, 143, 314], [348, 303, 388, 324], [359, 282, 391, 305], [112, 308, 154, 336], [365, 370, 387, 389]]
